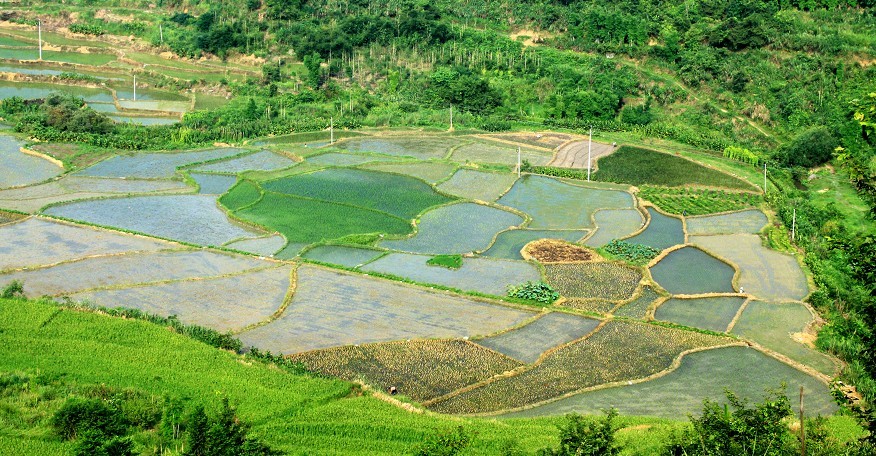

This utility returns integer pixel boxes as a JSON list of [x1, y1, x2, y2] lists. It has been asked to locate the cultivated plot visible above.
[[545, 263, 641, 301], [451, 141, 552, 166], [335, 137, 459, 159], [614, 286, 661, 319], [264, 168, 453, 220], [289, 340, 523, 402], [236, 265, 534, 353], [0, 135, 62, 188], [0, 218, 169, 271], [361, 253, 541, 296], [503, 346, 835, 419], [192, 150, 296, 174], [430, 320, 730, 414], [732, 301, 837, 375], [476, 313, 602, 363], [482, 229, 588, 260], [583, 209, 644, 247], [304, 152, 397, 167], [59, 176, 191, 194], [0, 177, 191, 212], [436, 169, 518, 202], [191, 173, 237, 195], [650, 247, 736, 295], [76, 148, 244, 178], [487, 132, 572, 149], [655, 296, 746, 332], [686, 209, 769, 235], [498, 175, 633, 229], [691, 234, 808, 301], [362, 161, 457, 184], [547, 140, 615, 169], [625, 208, 684, 251], [0, 250, 270, 297], [0, 81, 114, 104], [70, 266, 293, 333], [223, 235, 287, 256], [44, 195, 262, 246], [381, 202, 523, 254], [301, 245, 384, 268]]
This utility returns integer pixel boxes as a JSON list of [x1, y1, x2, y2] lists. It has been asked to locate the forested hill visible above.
[[3, 0, 876, 421]]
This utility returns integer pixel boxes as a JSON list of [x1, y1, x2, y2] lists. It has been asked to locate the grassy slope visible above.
[[0, 298, 683, 455]]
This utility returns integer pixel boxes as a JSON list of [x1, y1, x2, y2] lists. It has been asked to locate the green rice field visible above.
[[436, 168, 518, 201]]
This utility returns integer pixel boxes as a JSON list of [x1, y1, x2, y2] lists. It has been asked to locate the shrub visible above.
[[602, 240, 661, 265], [507, 281, 560, 304], [51, 397, 127, 441], [780, 126, 838, 169], [1, 280, 25, 299], [414, 426, 471, 456], [539, 409, 620, 456], [427, 254, 463, 269]]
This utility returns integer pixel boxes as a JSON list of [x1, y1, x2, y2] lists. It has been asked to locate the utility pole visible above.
[[517, 146, 521, 178], [133, 75, 136, 101], [159, 23, 163, 44], [587, 125, 593, 181], [330, 116, 334, 145], [38, 20, 42, 60], [763, 163, 768, 194]]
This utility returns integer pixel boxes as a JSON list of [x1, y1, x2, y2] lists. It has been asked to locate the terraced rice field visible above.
[[625, 208, 684, 250], [503, 346, 835, 419], [475, 313, 602, 363], [547, 140, 615, 169], [649, 247, 736, 295], [0, 218, 170, 271], [614, 286, 662, 318], [335, 137, 459, 159], [0, 135, 62, 188], [77, 148, 244, 178], [0, 176, 192, 212], [303, 152, 393, 167], [192, 150, 296, 174], [436, 169, 518, 202], [361, 253, 541, 296], [583, 209, 644, 247], [686, 209, 769, 235], [236, 265, 534, 353], [429, 320, 730, 414], [223, 235, 287, 256], [691, 234, 809, 301], [44, 194, 263, 246], [69, 265, 293, 332], [498, 175, 633, 229], [381, 202, 523, 254], [191, 173, 237, 195], [655, 296, 746, 332], [0, 250, 269, 297], [544, 263, 641, 301], [301, 245, 384, 267], [731, 301, 837, 375], [363, 161, 457, 184], [289, 340, 523, 402], [482, 229, 588, 260], [451, 140, 552, 166]]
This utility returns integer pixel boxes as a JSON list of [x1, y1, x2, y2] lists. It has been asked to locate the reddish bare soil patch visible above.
[[522, 239, 596, 263]]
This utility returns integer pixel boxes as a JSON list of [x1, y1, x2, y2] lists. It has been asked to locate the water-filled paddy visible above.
[[503, 346, 835, 419], [301, 245, 384, 267], [0, 135, 62, 188], [0, 218, 169, 271], [498, 175, 633, 229], [381, 202, 523, 254], [363, 161, 457, 184], [77, 148, 243, 178], [451, 141, 552, 166], [436, 169, 518, 202], [236, 265, 534, 353], [361, 253, 541, 296], [0, 48, 116, 65], [305, 152, 398, 167], [614, 286, 661, 319], [192, 150, 296, 174], [691, 234, 808, 301], [687, 209, 769, 235], [69, 266, 293, 332], [191, 173, 237, 195], [117, 99, 189, 113], [732, 301, 837, 375], [0, 249, 269, 296], [650, 247, 736, 295], [0, 81, 114, 103], [655, 296, 745, 332], [583, 209, 644, 247], [223, 235, 287, 257], [44, 195, 262, 246], [625, 207, 684, 250], [482, 229, 588, 260], [476, 313, 601, 363], [335, 137, 459, 159]]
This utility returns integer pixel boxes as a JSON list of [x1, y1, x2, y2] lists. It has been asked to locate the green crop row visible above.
[[639, 187, 761, 216], [594, 147, 755, 190], [430, 320, 730, 414]]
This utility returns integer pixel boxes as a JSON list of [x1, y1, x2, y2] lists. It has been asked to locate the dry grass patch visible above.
[[522, 239, 595, 263]]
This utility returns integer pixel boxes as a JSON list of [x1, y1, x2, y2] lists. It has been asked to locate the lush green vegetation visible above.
[[602, 240, 661, 266], [507, 281, 561, 305], [426, 253, 463, 270], [638, 187, 762, 216], [594, 147, 755, 190]]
